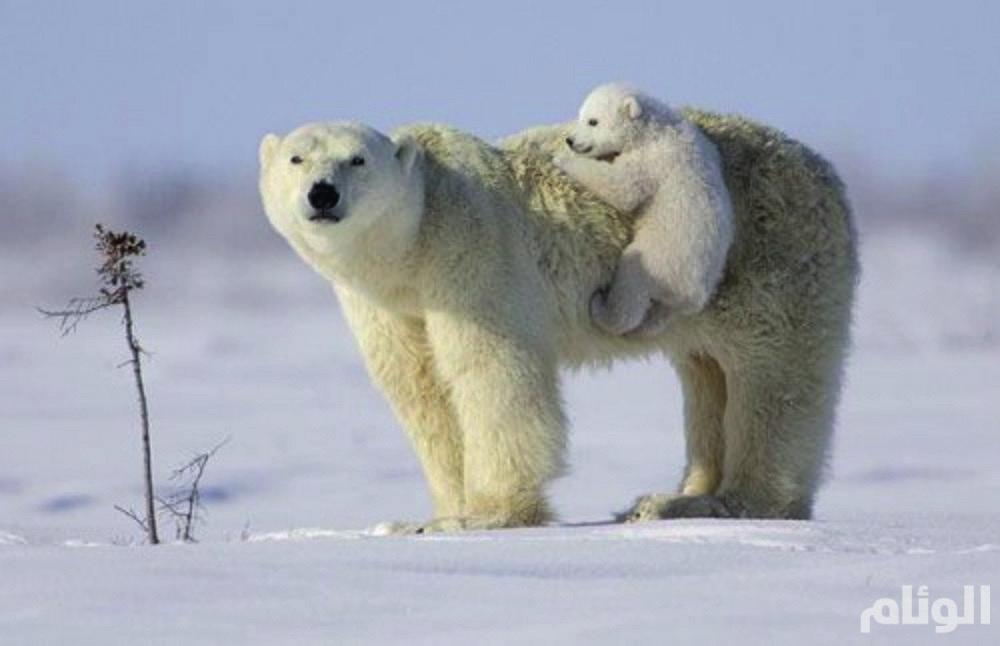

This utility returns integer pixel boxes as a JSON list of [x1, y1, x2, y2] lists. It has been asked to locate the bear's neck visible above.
[[297, 207, 424, 314]]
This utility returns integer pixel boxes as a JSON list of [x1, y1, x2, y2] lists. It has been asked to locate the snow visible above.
[[1, 230, 998, 644]]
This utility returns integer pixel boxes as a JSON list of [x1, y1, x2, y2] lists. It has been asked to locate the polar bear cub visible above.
[[556, 83, 734, 336]]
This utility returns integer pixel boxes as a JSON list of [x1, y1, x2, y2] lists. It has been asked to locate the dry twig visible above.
[[41, 225, 160, 544]]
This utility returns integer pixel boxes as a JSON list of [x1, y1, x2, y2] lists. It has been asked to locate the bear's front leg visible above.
[[424, 310, 567, 531], [336, 286, 466, 520]]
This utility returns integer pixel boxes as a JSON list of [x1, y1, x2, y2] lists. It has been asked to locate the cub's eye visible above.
[[587, 118, 599, 127], [290, 155, 303, 165], [350, 156, 365, 167]]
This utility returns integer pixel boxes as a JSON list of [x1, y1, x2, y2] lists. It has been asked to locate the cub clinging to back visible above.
[[556, 82, 733, 336]]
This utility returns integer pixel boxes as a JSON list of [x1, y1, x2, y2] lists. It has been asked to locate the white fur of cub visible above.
[[557, 82, 733, 336]]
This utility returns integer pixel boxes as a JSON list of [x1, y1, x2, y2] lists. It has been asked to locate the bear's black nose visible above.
[[565, 137, 575, 148], [308, 182, 340, 210]]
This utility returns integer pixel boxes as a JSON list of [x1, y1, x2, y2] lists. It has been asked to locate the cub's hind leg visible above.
[[590, 249, 659, 336]]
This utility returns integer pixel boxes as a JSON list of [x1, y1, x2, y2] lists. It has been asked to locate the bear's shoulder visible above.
[[393, 124, 518, 210], [393, 123, 506, 175]]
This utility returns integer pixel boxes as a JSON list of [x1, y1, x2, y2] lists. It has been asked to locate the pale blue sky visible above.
[[2, 1, 998, 185]]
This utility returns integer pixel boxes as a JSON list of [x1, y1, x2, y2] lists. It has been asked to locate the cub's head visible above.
[[564, 83, 656, 162], [258, 122, 423, 259]]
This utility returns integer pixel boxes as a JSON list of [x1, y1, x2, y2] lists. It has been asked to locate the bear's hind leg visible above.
[[621, 349, 839, 522], [677, 353, 726, 496], [619, 353, 727, 522], [710, 355, 839, 519]]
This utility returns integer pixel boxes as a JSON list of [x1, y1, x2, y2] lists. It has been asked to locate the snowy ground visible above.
[[1, 230, 998, 644]]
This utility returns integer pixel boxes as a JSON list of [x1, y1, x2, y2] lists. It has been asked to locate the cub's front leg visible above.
[[554, 150, 651, 213], [423, 309, 567, 531]]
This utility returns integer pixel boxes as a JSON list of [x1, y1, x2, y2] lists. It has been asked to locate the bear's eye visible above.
[[587, 118, 599, 127], [290, 155, 303, 165], [350, 156, 365, 167]]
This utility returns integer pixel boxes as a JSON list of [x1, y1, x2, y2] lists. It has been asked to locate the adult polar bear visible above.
[[258, 110, 858, 532]]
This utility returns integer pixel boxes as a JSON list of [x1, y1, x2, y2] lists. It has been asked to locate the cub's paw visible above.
[[553, 151, 578, 175], [625, 300, 672, 339], [590, 291, 644, 337]]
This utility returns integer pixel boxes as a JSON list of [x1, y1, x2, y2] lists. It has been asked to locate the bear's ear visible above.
[[394, 136, 423, 177], [623, 96, 643, 120], [259, 133, 280, 169]]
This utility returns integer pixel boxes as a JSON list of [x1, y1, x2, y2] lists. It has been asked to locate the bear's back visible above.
[[682, 109, 858, 333]]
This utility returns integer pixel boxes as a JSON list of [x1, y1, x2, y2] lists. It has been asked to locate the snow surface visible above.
[[1, 231, 998, 644]]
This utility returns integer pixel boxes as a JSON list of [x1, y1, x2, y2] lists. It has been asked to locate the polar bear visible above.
[[555, 83, 733, 337], [258, 113, 857, 532]]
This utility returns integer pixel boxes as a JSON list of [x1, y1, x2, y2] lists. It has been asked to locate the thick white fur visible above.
[[557, 83, 733, 336], [259, 115, 857, 532], [260, 122, 565, 531]]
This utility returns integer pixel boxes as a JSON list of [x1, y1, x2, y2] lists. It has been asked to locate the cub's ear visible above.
[[394, 136, 424, 176], [259, 133, 280, 168], [623, 96, 643, 120]]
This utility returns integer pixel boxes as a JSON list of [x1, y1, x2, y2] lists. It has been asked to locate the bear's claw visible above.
[[369, 516, 510, 536], [618, 493, 734, 522]]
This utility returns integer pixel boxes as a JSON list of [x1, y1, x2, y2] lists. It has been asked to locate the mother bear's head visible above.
[[259, 122, 425, 266]]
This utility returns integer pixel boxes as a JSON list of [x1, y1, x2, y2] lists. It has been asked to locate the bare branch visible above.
[[114, 505, 149, 534], [159, 437, 230, 542], [37, 297, 114, 336], [170, 437, 230, 482], [154, 495, 185, 517]]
